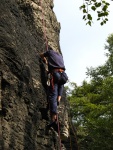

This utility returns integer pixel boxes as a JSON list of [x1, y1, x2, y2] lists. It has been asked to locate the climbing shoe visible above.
[[52, 121, 58, 133], [45, 121, 58, 134]]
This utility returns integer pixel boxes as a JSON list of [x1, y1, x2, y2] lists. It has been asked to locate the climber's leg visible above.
[[57, 84, 64, 105], [48, 83, 58, 122]]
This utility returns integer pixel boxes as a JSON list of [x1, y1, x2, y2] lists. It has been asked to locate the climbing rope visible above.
[[57, 114, 62, 150], [39, 0, 48, 52], [39, 1, 62, 149], [69, 125, 72, 150], [69, 119, 79, 150], [0, 72, 2, 112], [68, 102, 79, 150]]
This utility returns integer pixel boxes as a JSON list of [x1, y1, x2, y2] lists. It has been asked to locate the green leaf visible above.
[[83, 15, 86, 19], [83, 9, 87, 13], [79, 6, 83, 10], [106, 2, 110, 6], [98, 13, 102, 17], [104, 20, 106, 24], [102, 1, 106, 4], [86, 21, 91, 26], [79, 5, 86, 10], [98, 13, 105, 17], [95, 2, 101, 7], [91, 6, 96, 11], [97, 2, 101, 7], [100, 22, 104, 25], [102, 5, 108, 11], [88, 14, 92, 20], [83, 5, 86, 8], [97, 11, 101, 14], [97, 18, 100, 21], [105, 18, 108, 21], [105, 11, 109, 16]]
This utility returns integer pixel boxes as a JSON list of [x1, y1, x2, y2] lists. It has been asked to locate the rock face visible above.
[[0, 0, 78, 149]]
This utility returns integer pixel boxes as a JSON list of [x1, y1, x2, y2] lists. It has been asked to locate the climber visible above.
[[40, 46, 68, 130]]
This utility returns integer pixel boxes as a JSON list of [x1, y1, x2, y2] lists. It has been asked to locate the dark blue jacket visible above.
[[43, 50, 65, 72]]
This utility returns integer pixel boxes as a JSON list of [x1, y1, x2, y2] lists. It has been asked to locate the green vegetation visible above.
[[80, 0, 112, 26], [66, 34, 113, 149]]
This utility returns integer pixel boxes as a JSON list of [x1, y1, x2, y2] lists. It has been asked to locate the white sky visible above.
[[53, 0, 113, 86]]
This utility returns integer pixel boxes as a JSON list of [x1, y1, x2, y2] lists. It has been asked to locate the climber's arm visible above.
[[40, 53, 48, 64]]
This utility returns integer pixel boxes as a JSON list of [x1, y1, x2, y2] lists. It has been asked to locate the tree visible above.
[[80, 0, 113, 26], [67, 34, 113, 149]]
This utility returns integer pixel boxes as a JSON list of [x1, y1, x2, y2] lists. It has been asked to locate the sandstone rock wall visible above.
[[0, 0, 78, 149]]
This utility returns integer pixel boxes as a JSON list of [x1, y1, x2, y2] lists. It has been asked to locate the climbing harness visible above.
[[53, 68, 64, 72]]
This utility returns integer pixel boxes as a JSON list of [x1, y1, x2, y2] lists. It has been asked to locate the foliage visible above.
[[67, 34, 113, 149], [80, 0, 112, 26]]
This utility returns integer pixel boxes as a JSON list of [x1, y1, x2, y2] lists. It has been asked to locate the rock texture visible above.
[[0, 0, 78, 149]]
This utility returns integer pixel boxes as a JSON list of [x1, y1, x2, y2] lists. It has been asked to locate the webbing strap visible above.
[[51, 75, 54, 90]]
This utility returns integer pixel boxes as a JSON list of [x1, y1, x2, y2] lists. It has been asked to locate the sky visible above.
[[53, 0, 113, 86]]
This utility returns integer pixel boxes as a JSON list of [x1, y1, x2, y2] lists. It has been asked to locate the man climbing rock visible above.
[[40, 46, 68, 131]]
